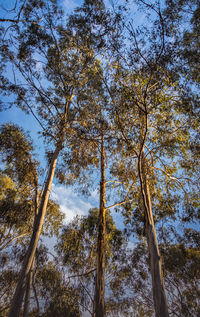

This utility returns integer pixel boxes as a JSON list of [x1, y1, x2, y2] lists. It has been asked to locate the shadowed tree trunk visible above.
[[95, 133, 106, 317], [23, 177, 38, 317], [22, 257, 35, 317]]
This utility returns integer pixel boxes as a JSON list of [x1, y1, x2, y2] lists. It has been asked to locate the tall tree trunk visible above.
[[8, 94, 72, 317], [22, 181, 38, 317], [32, 270, 40, 315], [22, 257, 35, 317], [8, 146, 60, 317], [95, 134, 106, 317], [138, 151, 169, 317]]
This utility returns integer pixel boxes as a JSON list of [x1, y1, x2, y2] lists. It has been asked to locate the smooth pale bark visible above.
[[138, 151, 169, 317], [95, 134, 106, 317], [8, 147, 59, 317]]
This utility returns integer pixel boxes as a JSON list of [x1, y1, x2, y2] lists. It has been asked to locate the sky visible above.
[[51, 184, 98, 222]]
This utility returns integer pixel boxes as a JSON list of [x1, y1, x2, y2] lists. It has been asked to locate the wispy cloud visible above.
[[51, 184, 98, 223], [62, 0, 83, 12], [50, 184, 125, 230]]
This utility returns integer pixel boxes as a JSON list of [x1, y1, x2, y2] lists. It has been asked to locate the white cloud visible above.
[[35, 61, 43, 72], [50, 184, 126, 230], [50, 184, 97, 223], [63, 0, 80, 11]]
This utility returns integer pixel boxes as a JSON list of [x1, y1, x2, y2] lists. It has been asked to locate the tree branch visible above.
[[105, 199, 133, 210], [0, 233, 28, 251], [105, 180, 124, 185], [68, 268, 96, 280]]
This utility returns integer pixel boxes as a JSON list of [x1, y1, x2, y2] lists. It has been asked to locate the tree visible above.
[[97, 1, 200, 314], [0, 123, 64, 315], [56, 208, 134, 316], [59, 85, 133, 316], [0, 0, 108, 314], [162, 232, 200, 316], [111, 63, 200, 314], [64, 4, 131, 315], [119, 226, 200, 317], [162, 0, 200, 85], [110, 68, 171, 317]]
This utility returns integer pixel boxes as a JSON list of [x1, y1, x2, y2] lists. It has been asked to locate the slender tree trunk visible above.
[[95, 134, 106, 317], [8, 146, 60, 317], [8, 95, 72, 317], [32, 271, 40, 315], [22, 181, 38, 317], [138, 151, 169, 317], [22, 257, 35, 317]]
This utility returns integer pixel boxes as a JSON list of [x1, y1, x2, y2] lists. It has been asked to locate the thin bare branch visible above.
[[105, 199, 133, 210], [0, 234, 29, 251], [68, 269, 96, 280], [105, 180, 124, 185]]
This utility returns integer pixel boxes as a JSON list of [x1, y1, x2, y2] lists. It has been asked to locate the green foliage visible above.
[[0, 123, 38, 186], [35, 262, 81, 317], [57, 208, 125, 273], [161, 230, 200, 316], [56, 208, 135, 316], [0, 124, 64, 244]]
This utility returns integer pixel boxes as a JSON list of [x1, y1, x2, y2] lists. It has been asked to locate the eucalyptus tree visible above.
[[0, 1, 103, 313], [65, 3, 131, 315], [0, 123, 64, 315], [92, 0, 200, 315], [58, 86, 128, 317], [161, 0, 200, 85], [108, 37, 200, 317], [58, 74, 134, 316], [120, 225, 200, 317], [56, 208, 134, 317], [160, 228, 200, 317]]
